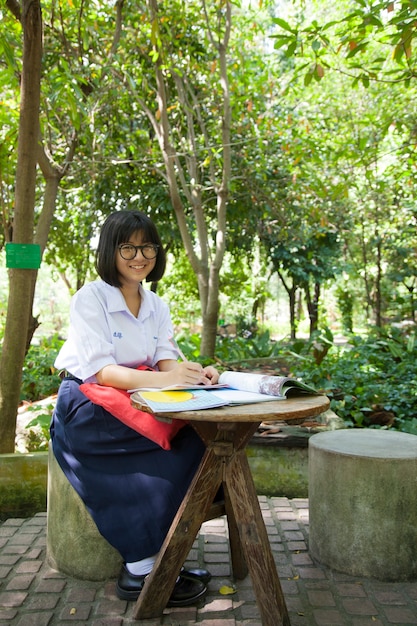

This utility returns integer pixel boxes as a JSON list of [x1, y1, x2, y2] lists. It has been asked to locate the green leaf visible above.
[[346, 41, 369, 57], [271, 17, 297, 34], [286, 41, 298, 57], [272, 35, 292, 50], [304, 71, 313, 86]]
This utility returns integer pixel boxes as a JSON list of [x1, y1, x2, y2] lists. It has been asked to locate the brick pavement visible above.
[[0, 497, 416, 625]]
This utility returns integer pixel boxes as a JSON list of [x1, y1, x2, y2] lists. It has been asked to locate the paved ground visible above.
[[0, 497, 416, 625]]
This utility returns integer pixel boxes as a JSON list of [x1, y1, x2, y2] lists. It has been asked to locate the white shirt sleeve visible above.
[[55, 283, 117, 381]]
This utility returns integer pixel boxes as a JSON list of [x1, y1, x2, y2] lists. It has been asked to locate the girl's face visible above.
[[115, 230, 157, 288]]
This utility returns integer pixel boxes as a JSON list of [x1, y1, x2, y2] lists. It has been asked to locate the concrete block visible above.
[[46, 445, 122, 580], [309, 429, 417, 581]]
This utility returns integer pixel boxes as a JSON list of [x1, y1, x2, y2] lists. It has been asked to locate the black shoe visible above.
[[167, 575, 207, 607], [116, 565, 146, 601], [180, 567, 212, 585], [116, 564, 207, 605]]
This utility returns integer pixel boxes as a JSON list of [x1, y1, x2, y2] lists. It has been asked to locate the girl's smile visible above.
[[116, 231, 157, 287]]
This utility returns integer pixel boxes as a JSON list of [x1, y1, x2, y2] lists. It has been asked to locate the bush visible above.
[[211, 324, 417, 433], [21, 334, 64, 402], [290, 326, 417, 433]]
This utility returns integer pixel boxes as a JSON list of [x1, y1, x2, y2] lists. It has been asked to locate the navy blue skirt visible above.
[[50, 378, 206, 562]]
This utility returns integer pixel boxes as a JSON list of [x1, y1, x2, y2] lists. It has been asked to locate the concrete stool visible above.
[[47, 445, 241, 582], [46, 445, 123, 581], [309, 429, 417, 581]]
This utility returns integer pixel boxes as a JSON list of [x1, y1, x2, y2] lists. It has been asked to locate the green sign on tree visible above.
[[5, 243, 41, 270]]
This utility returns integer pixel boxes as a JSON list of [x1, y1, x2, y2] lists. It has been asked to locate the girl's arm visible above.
[[96, 360, 219, 389]]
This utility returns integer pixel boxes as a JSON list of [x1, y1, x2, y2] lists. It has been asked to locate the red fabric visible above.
[[79, 367, 186, 450]]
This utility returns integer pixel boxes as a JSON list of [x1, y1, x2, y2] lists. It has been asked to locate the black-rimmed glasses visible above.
[[118, 243, 159, 260]]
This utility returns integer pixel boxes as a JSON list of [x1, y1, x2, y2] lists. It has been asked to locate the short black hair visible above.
[[95, 210, 166, 287]]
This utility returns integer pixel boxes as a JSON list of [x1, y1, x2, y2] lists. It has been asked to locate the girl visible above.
[[51, 210, 219, 604]]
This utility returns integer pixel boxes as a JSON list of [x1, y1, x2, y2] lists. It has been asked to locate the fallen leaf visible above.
[[219, 585, 237, 595]]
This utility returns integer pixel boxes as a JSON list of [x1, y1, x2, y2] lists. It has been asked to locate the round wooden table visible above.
[[132, 395, 330, 626]]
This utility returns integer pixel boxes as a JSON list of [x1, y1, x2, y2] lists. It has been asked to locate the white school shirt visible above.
[[55, 280, 179, 382]]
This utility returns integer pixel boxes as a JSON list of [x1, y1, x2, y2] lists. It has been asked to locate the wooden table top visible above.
[[142, 394, 330, 424]]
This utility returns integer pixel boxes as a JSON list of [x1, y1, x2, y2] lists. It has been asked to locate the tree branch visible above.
[[5, 0, 21, 21], [111, 0, 125, 54]]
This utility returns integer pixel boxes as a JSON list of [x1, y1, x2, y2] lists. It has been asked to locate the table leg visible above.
[[133, 446, 223, 619], [224, 448, 291, 626], [134, 420, 291, 625], [196, 421, 252, 580], [223, 483, 248, 579]]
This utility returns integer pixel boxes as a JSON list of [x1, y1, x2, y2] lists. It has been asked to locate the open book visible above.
[[130, 371, 318, 415], [218, 371, 317, 397]]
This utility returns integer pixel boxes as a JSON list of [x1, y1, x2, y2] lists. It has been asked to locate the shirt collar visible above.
[[103, 281, 155, 320]]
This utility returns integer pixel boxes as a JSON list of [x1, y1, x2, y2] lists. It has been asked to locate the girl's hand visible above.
[[159, 361, 220, 387], [202, 365, 220, 385]]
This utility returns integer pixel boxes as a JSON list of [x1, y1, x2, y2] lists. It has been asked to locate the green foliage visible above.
[[3, 0, 417, 341], [3, 0, 417, 443], [271, 0, 417, 85], [336, 283, 354, 334], [25, 408, 53, 452], [21, 335, 63, 402], [293, 326, 417, 431], [283, 326, 335, 366], [216, 329, 283, 364], [175, 327, 282, 366], [174, 332, 204, 362], [175, 324, 417, 434], [159, 252, 200, 326], [0, 481, 46, 520]]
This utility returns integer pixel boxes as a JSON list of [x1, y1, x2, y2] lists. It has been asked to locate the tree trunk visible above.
[[359, 214, 372, 322], [405, 283, 416, 322], [305, 281, 320, 336], [0, 0, 43, 453], [24, 164, 64, 349], [144, 0, 231, 358], [276, 269, 297, 340], [375, 234, 382, 327], [289, 286, 297, 340], [200, 264, 221, 356]]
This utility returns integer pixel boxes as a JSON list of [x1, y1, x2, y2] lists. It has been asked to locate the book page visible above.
[[131, 388, 229, 413], [128, 383, 228, 393], [210, 388, 282, 404], [218, 371, 288, 396]]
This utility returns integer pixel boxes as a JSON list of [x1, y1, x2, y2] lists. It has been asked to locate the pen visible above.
[[169, 336, 188, 362], [176, 344, 188, 362]]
